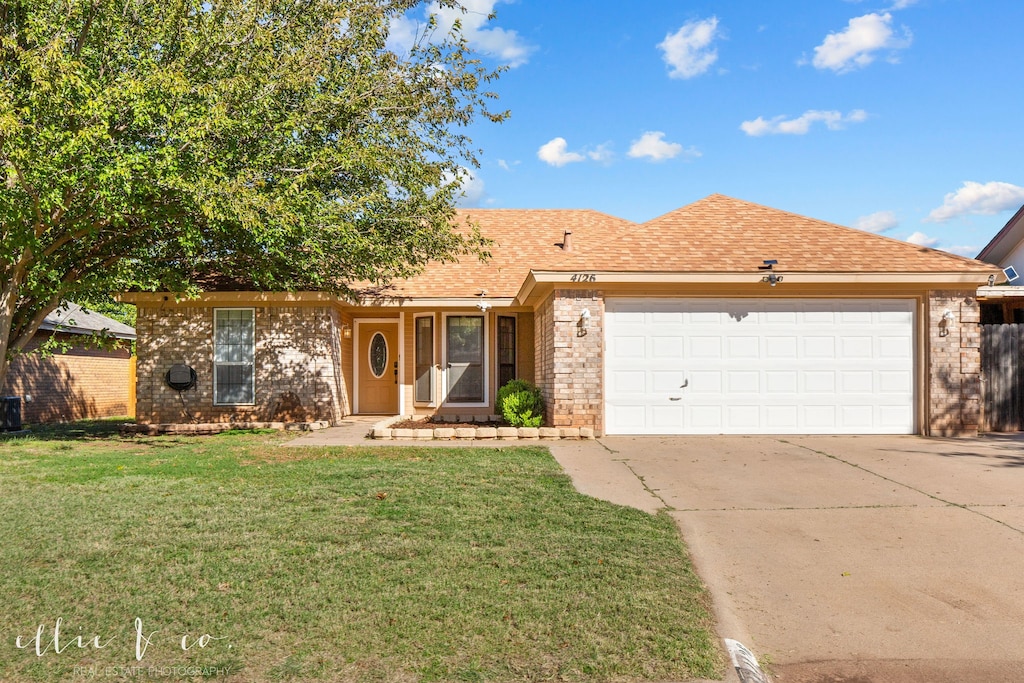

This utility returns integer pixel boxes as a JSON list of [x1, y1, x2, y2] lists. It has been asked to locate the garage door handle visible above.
[[680, 380, 689, 388], [669, 397, 682, 401]]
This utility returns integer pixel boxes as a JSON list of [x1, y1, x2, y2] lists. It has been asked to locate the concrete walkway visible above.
[[551, 434, 1024, 683]]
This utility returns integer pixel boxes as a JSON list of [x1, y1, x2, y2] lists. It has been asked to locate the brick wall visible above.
[[535, 290, 604, 434], [1, 332, 132, 424], [136, 305, 348, 425], [928, 290, 982, 436]]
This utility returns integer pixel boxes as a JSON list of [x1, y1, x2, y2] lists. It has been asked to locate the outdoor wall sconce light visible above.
[[758, 259, 783, 287], [341, 324, 352, 338], [939, 309, 954, 337], [578, 309, 591, 336]]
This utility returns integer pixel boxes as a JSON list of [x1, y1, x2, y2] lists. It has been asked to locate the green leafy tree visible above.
[[0, 0, 505, 388]]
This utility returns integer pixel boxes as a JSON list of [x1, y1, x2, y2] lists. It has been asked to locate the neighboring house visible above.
[[975, 203, 1024, 323], [123, 194, 998, 436], [1, 302, 136, 424]]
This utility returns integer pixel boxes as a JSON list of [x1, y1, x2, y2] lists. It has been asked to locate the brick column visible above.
[[928, 290, 982, 436], [540, 290, 605, 434]]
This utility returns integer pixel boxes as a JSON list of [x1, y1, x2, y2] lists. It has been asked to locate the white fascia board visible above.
[[524, 270, 998, 286]]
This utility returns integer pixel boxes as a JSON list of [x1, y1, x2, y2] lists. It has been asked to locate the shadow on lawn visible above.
[[1, 418, 131, 442]]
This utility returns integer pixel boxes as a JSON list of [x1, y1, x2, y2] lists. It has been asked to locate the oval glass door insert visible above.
[[369, 332, 388, 378]]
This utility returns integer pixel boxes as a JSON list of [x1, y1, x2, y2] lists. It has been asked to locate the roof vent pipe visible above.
[[562, 230, 573, 252]]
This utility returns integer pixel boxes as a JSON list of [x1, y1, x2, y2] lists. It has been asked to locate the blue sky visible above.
[[395, 0, 1024, 257]]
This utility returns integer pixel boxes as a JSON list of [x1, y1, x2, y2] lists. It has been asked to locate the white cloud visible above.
[[890, 0, 919, 8], [390, 0, 535, 68], [588, 143, 614, 164], [906, 231, 939, 248], [943, 245, 980, 258], [811, 13, 911, 73], [442, 167, 486, 207], [658, 17, 721, 79], [926, 181, 1024, 222], [854, 210, 898, 233], [627, 132, 685, 162], [537, 137, 586, 167], [740, 109, 868, 136]]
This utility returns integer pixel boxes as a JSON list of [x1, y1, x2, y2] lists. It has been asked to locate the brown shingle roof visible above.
[[376, 194, 996, 299], [633, 194, 996, 273], [375, 208, 637, 298]]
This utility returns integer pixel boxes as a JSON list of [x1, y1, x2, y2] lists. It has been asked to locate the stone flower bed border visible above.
[[371, 415, 596, 441]]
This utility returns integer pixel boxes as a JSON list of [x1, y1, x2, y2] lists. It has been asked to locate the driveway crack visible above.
[[597, 440, 673, 510], [783, 439, 1024, 535]]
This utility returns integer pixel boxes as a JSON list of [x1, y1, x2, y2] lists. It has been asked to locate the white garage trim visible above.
[[604, 298, 917, 435]]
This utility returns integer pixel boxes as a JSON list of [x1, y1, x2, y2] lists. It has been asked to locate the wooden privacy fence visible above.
[[981, 324, 1024, 432]]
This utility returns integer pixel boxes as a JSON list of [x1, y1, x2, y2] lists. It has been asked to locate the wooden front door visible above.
[[358, 322, 399, 414]]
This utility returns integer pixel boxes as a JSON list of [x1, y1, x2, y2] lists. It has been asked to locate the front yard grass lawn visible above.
[[0, 422, 722, 682]]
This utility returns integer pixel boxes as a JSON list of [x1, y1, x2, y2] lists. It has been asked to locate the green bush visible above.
[[496, 379, 545, 428]]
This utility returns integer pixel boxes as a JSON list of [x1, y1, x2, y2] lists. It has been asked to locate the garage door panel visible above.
[[839, 371, 872, 393], [605, 298, 915, 435], [879, 336, 912, 358], [841, 405, 874, 428], [766, 371, 798, 393], [690, 336, 722, 358], [766, 405, 799, 429], [611, 370, 646, 393], [765, 336, 798, 358], [609, 404, 646, 431], [803, 337, 836, 358], [689, 370, 722, 393], [804, 405, 837, 429], [652, 371, 686, 392], [803, 371, 836, 393], [728, 371, 760, 393], [651, 405, 684, 429], [880, 405, 913, 427], [612, 336, 646, 358], [728, 336, 760, 357], [842, 337, 873, 357], [652, 336, 684, 358], [879, 371, 912, 393]]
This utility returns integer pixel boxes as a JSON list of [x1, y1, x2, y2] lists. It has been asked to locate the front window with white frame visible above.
[[213, 308, 255, 405]]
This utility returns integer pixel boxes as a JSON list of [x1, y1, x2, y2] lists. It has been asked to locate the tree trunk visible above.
[[0, 278, 18, 393]]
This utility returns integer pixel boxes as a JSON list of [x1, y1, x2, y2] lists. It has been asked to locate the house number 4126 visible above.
[[570, 273, 597, 282]]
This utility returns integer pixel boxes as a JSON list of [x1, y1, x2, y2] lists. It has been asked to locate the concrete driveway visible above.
[[548, 434, 1024, 682]]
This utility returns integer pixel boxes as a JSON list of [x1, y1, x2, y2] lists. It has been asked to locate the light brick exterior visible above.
[[2, 332, 132, 424], [928, 290, 982, 436], [136, 305, 348, 424], [128, 289, 988, 438], [535, 289, 604, 434]]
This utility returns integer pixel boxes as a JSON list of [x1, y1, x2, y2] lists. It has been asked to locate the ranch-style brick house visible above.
[[122, 194, 1000, 436]]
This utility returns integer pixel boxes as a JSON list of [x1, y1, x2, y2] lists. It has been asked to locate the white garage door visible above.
[[604, 298, 916, 435]]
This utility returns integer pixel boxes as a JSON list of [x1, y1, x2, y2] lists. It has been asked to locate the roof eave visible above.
[[524, 270, 999, 286], [977, 203, 1024, 263]]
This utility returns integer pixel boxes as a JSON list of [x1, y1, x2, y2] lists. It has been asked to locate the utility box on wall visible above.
[[0, 396, 22, 431]]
